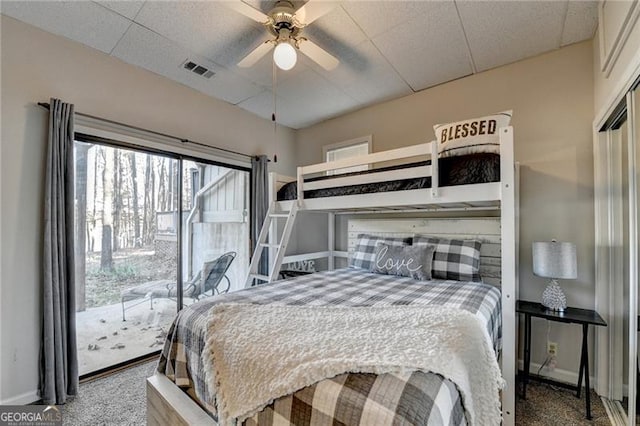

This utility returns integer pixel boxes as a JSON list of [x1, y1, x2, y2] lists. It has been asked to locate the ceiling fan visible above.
[[227, 0, 340, 71]]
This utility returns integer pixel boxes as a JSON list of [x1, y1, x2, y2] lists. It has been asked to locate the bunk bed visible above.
[[148, 126, 518, 426]]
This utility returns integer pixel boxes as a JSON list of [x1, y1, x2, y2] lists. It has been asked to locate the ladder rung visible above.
[[249, 274, 270, 282], [260, 243, 279, 248], [269, 213, 289, 218]]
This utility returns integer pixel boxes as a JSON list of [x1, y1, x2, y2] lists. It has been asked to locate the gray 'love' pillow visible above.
[[371, 243, 436, 281], [349, 234, 412, 270]]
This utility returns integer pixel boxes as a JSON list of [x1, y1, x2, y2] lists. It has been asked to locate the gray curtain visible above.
[[40, 98, 78, 404], [251, 155, 269, 281]]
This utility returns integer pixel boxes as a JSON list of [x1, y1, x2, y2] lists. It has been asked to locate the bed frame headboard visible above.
[[347, 218, 502, 286]]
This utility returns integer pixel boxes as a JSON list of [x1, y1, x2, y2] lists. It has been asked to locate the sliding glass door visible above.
[[74, 137, 250, 376], [74, 142, 179, 375]]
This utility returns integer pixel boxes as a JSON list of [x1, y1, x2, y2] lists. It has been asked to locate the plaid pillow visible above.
[[372, 243, 436, 280], [349, 234, 412, 270], [414, 235, 482, 282]]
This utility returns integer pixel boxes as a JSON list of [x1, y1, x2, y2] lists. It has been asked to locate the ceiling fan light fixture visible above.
[[273, 41, 297, 71]]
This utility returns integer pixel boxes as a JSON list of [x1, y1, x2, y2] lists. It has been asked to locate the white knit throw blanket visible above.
[[202, 304, 504, 426]]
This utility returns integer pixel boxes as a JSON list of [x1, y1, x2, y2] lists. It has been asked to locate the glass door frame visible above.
[[74, 131, 251, 377]]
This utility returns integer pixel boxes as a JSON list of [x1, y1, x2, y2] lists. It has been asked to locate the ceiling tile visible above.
[[237, 90, 288, 124], [561, 1, 598, 46], [282, 96, 358, 128], [239, 69, 360, 128], [95, 1, 144, 20], [134, 1, 266, 70], [309, 40, 412, 105], [0, 1, 131, 54], [211, 68, 267, 105], [111, 23, 263, 105], [275, 69, 360, 127], [237, 90, 319, 129], [276, 69, 357, 108], [301, 5, 367, 64], [372, 2, 472, 91], [457, 0, 568, 72], [342, 1, 436, 39]]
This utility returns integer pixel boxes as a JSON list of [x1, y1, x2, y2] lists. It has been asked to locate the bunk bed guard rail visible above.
[[295, 141, 439, 205]]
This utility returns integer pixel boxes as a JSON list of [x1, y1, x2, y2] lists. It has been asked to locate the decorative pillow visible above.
[[349, 234, 412, 270], [434, 110, 512, 158], [414, 236, 482, 282], [372, 243, 436, 281]]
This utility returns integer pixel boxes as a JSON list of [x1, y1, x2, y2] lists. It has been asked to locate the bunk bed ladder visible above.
[[245, 202, 299, 287]]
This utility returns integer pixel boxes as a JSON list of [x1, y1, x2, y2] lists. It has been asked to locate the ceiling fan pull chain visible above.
[[272, 59, 278, 163]]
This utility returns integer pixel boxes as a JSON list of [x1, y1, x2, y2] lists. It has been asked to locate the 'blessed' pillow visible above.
[[372, 243, 436, 281], [434, 111, 512, 158]]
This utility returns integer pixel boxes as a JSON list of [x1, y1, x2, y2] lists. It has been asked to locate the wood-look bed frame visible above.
[[147, 127, 519, 425]]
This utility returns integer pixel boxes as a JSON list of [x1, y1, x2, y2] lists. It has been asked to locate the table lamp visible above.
[[532, 240, 577, 312]]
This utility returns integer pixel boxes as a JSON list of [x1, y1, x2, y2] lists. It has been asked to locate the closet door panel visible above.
[[631, 88, 640, 424]]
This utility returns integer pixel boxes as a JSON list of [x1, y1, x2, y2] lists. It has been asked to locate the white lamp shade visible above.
[[273, 42, 297, 70], [532, 241, 577, 279]]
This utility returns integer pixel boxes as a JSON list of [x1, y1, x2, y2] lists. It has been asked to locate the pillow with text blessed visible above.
[[434, 111, 512, 158], [371, 243, 436, 281]]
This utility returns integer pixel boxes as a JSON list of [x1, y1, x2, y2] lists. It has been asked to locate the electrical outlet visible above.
[[547, 341, 558, 357]]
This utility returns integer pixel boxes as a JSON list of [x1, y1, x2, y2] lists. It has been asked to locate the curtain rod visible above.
[[37, 102, 259, 160]]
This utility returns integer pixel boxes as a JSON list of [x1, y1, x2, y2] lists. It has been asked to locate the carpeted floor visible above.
[[516, 381, 611, 425], [62, 360, 157, 425], [62, 361, 613, 425]]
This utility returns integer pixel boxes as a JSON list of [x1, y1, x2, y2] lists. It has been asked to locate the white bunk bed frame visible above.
[[147, 127, 519, 426], [248, 126, 518, 425]]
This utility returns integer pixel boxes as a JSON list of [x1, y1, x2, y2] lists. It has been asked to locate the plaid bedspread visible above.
[[157, 268, 502, 425]]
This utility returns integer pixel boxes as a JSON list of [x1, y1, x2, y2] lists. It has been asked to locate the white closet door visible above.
[[630, 88, 640, 424]]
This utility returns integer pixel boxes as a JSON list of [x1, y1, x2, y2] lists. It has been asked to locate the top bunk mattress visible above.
[[277, 152, 500, 201]]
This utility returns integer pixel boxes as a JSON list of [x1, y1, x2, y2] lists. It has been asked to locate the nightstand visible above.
[[517, 300, 607, 420]]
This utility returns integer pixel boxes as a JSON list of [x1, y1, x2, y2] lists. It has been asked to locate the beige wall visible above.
[[295, 41, 595, 379], [0, 16, 296, 403]]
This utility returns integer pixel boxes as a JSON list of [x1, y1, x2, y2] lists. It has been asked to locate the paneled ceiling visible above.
[[0, 1, 598, 129]]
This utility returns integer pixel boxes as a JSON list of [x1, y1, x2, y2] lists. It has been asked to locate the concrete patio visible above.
[[76, 297, 187, 376]]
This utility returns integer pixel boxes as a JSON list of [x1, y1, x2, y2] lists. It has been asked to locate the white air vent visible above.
[[182, 60, 215, 79]]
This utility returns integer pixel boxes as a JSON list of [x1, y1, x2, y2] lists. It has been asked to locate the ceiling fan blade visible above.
[[298, 39, 339, 71], [224, 0, 270, 24], [238, 41, 274, 68], [295, 1, 336, 25]]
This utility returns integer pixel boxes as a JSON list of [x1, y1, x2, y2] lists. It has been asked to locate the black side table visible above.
[[517, 300, 607, 420]]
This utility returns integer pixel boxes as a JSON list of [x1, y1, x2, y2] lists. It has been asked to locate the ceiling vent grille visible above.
[[182, 60, 215, 79]]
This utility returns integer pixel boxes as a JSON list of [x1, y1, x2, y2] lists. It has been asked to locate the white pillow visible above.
[[434, 110, 512, 158]]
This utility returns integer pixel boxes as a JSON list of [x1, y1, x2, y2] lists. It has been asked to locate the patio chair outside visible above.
[[120, 251, 236, 321]]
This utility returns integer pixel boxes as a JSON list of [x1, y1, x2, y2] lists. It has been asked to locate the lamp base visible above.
[[541, 279, 567, 312]]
